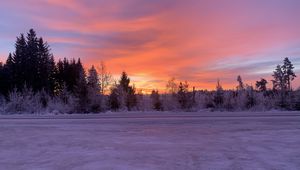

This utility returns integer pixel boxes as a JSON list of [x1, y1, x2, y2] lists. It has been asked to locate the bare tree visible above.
[[97, 61, 112, 95], [166, 77, 178, 94]]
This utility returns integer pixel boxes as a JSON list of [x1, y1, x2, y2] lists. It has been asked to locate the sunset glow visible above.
[[1, 0, 300, 90]]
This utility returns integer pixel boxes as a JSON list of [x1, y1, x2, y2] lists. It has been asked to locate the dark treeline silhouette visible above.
[[0, 29, 299, 114]]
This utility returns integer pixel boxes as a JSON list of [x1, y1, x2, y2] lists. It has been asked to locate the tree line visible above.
[[0, 29, 299, 113]]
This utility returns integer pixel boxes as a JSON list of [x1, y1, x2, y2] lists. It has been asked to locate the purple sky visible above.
[[0, 0, 299, 90]]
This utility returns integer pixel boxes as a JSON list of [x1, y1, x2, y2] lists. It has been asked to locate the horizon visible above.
[[1, 0, 300, 90]]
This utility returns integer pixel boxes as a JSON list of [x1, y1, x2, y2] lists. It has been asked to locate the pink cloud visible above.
[[0, 0, 300, 90]]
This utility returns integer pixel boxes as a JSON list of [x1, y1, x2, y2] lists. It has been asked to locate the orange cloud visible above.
[[1, 0, 300, 90]]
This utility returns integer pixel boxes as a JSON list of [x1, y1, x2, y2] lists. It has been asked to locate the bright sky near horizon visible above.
[[0, 0, 300, 91]]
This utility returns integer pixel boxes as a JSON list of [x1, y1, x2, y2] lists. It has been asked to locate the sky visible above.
[[0, 0, 300, 91]]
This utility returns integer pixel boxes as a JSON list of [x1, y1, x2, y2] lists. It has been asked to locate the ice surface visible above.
[[0, 111, 300, 170]]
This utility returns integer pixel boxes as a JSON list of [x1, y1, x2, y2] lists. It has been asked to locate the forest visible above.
[[0, 29, 299, 114]]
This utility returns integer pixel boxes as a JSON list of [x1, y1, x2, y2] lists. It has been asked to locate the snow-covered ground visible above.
[[0, 111, 300, 170]]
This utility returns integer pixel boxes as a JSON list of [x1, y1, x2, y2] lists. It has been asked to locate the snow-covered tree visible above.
[[150, 90, 163, 111], [223, 91, 235, 111], [294, 89, 300, 110], [98, 61, 112, 95], [5, 86, 44, 114], [48, 83, 76, 114], [116, 72, 137, 111], [177, 81, 194, 110], [74, 60, 88, 112], [87, 65, 101, 112], [166, 77, 178, 94], [213, 80, 224, 109], [236, 75, 244, 91], [108, 83, 120, 111], [126, 84, 137, 111], [245, 85, 256, 109]]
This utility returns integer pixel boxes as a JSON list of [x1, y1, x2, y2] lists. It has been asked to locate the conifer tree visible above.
[[119, 71, 130, 93], [177, 81, 192, 109], [245, 85, 256, 109], [256, 78, 268, 92], [272, 58, 297, 108], [150, 90, 163, 111], [87, 65, 101, 112], [237, 75, 244, 91], [0, 53, 14, 96], [6, 29, 56, 94], [74, 59, 88, 112], [213, 80, 224, 109], [26, 29, 40, 91], [37, 37, 56, 94], [272, 64, 285, 91], [116, 72, 137, 110], [13, 33, 27, 90], [282, 57, 296, 91], [108, 83, 120, 111], [126, 84, 137, 111]]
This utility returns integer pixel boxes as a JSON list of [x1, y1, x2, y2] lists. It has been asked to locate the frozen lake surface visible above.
[[0, 111, 300, 170]]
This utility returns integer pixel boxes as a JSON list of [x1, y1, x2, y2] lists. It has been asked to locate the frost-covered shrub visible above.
[[87, 93, 102, 113], [5, 88, 43, 114], [233, 90, 246, 111], [161, 94, 179, 111], [252, 92, 275, 111], [0, 95, 5, 114], [195, 91, 213, 110], [47, 87, 76, 114], [136, 93, 152, 111], [47, 96, 76, 114], [294, 90, 300, 110], [223, 91, 235, 111]]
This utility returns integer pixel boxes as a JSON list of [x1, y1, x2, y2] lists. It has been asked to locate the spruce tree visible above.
[[213, 80, 224, 109], [117, 72, 137, 110], [26, 29, 40, 91], [87, 65, 101, 112], [245, 85, 256, 109], [7, 29, 56, 94], [74, 59, 88, 112], [150, 90, 163, 111], [0, 53, 14, 96], [87, 66, 100, 91], [0, 62, 5, 95], [13, 33, 27, 90], [119, 71, 130, 93], [177, 81, 191, 110], [37, 37, 56, 94], [109, 84, 120, 111], [126, 85, 137, 111], [237, 75, 244, 91]]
